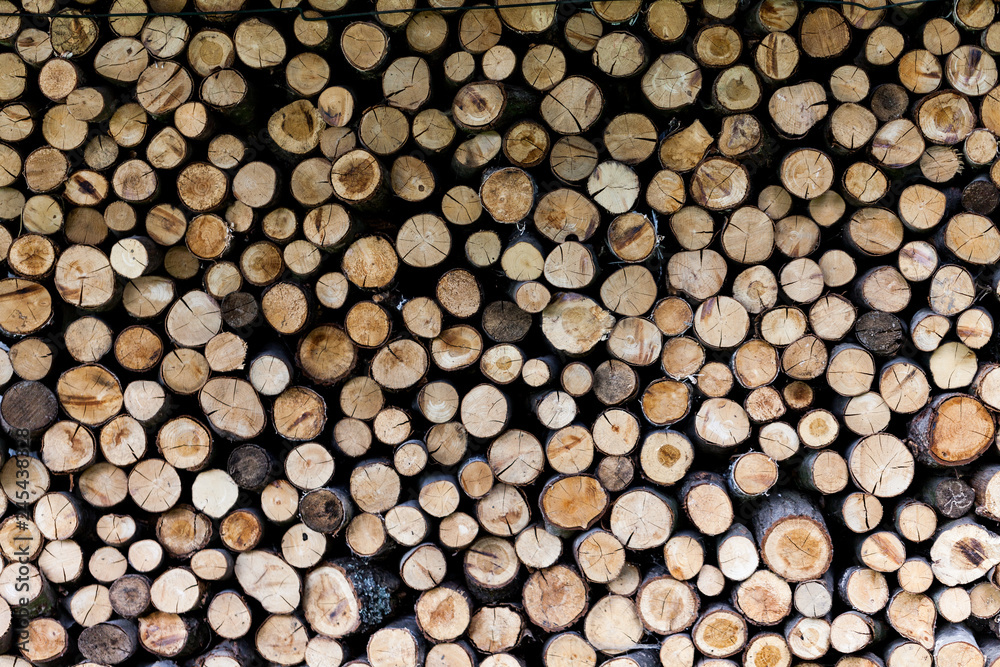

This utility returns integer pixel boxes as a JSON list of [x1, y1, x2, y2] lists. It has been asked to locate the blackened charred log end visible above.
[[855, 311, 905, 357], [1, 379, 58, 439], [337, 557, 405, 633], [962, 180, 1000, 215]]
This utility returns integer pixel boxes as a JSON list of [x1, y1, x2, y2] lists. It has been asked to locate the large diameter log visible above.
[[303, 559, 401, 637], [78, 619, 139, 664], [908, 393, 996, 467], [541, 293, 615, 355], [233, 550, 301, 614], [930, 519, 1000, 586], [539, 475, 608, 531], [753, 491, 833, 582]]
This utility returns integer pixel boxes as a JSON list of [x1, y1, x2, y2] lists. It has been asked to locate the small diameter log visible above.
[[368, 617, 426, 667]]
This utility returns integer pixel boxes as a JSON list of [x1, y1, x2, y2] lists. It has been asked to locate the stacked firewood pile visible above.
[[4, 0, 1000, 665]]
